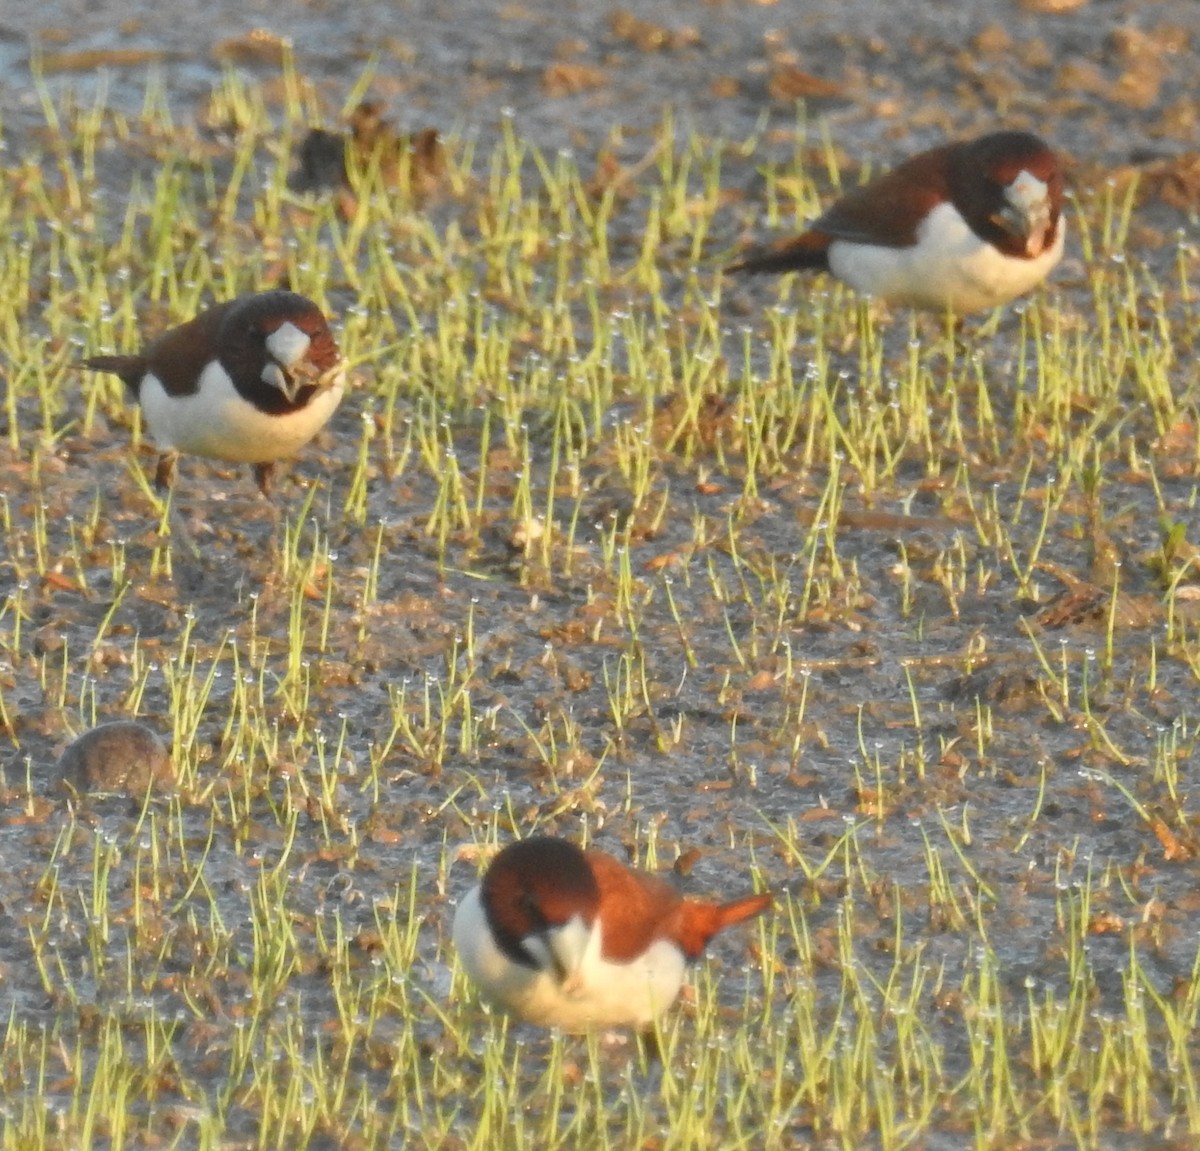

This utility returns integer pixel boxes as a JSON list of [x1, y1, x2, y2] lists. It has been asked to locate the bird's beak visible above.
[[990, 171, 1054, 255], [261, 361, 301, 403], [534, 916, 593, 994], [546, 939, 572, 983], [263, 357, 347, 403]]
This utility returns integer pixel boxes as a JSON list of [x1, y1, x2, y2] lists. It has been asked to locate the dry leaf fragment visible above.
[[542, 61, 607, 96], [1151, 817, 1195, 861], [1018, 0, 1087, 11], [41, 48, 169, 72], [768, 65, 842, 101], [213, 29, 287, 66]]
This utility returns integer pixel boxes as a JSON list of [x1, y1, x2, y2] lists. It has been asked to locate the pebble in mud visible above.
[[54, 720, 174, 796]]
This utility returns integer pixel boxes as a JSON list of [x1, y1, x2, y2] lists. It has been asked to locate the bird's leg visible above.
[[251, 462, 284, 545], [636, 1026, 664, 1067], [253, 462, 275, 498], [154, 451, 178, 493], [951, 313, 972, 357]]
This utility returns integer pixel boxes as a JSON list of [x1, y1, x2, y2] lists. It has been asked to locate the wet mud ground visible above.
[[1, 0, 1200, 1147]]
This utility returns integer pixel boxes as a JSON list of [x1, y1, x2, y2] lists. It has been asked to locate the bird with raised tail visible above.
[[729, 130, 1065, 314], [453, 836, 772, 1032], [82, 290, 346, 496]]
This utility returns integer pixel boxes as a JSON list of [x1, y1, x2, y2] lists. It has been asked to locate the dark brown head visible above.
[[210, 291, 343, 413], [949, 131, 1063, 258], [480, 837, 601, 971]]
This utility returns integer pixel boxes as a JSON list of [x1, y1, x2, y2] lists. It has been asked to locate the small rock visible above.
[[54, 721, 173, 797]]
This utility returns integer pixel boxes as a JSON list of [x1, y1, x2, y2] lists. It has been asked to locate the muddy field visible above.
[[1, 1, 1199, 1148]]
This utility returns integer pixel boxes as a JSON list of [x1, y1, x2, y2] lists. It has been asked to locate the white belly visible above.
[[829, 200, 1065, 313], [139, 361, 344, 463], [452, 886, 687, 1031]]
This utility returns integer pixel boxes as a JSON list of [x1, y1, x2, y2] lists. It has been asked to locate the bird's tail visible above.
[[677, 891, 773, 958], [714, 891, 774, 930], [727, 232, 830, 275], [80, 354, 146, 394]]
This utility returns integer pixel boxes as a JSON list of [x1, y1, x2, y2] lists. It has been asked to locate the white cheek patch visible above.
[[265, 322, 312, 368]]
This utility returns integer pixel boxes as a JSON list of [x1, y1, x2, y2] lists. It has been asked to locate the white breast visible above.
[[452, 885, 687, 1031], [828, 200, 1065, 313], [139, 360, 344, 464]]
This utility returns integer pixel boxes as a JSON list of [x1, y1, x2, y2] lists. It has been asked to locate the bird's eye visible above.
[[518, 891, 544, 925]]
